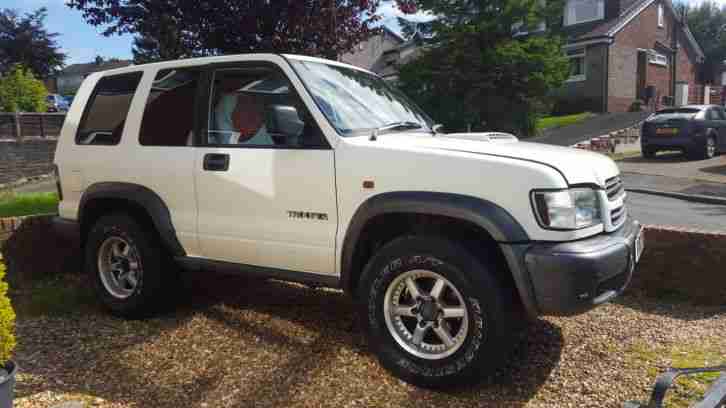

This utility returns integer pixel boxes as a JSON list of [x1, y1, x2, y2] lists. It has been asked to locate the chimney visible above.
[[606, 0, 621, 20]]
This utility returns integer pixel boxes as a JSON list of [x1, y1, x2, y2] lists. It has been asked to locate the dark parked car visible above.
[[641, 105, 726, 160], [46, 94, 70, 112]]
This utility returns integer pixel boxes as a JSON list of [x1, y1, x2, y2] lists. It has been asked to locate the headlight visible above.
[[532, 188, 602, 230]]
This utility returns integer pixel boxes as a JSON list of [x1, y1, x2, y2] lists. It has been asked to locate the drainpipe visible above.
[[671, 7, 682, 101]]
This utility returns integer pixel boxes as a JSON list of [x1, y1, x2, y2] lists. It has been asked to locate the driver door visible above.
[[194, 61, 338, 276]]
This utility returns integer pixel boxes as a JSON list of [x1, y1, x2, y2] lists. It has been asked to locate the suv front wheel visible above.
[[357, 236, 517, 388], [85, 214, 174, 318]]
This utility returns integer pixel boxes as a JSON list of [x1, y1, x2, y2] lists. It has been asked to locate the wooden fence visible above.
[[0, 113, 66, 139]]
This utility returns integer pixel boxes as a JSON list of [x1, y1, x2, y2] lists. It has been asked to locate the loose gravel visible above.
[[13, 275, 726, 408]]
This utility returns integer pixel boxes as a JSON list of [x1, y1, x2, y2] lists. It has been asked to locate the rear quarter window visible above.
[[76, 72, 143, 146]]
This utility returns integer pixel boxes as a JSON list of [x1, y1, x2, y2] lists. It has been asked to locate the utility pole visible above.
[[671, 6, 685, 102]]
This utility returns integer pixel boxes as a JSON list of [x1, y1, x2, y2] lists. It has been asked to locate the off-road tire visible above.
[[357, 235, 517, 388], [85, 213, 175, 318]]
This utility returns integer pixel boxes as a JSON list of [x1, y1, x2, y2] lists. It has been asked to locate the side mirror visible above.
[[432, 124, 444, 134]]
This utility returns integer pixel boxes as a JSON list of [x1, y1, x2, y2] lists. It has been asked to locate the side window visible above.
[[716, 107, 726, 121], [140, 68, 201, 146], [707, 108, 719, 121], [206, 66, 327, 148], [76, 72, 142, 145]]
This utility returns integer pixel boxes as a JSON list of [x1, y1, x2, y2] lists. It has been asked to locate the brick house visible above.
[[340, 26, 427, 82], [555, 0, 705, 113]]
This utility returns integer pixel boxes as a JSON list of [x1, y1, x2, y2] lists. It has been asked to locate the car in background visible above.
[[46, 94, 70, 112], [641, 105, 726, 160]]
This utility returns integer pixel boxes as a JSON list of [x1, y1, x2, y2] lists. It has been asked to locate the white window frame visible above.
[[566, 48, 587, 82], [658, 4, 664, 28], [648, 49, 668, 66], [512, 21, 547, 36], [564, 0, 605, 26]]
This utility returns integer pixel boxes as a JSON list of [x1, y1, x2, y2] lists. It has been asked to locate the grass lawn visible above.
[[537, 112, 594, 132], [0, 191, 58, 217]]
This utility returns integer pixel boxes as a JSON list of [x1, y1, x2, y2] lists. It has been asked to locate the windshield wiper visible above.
[[370, 121, 424, 140]]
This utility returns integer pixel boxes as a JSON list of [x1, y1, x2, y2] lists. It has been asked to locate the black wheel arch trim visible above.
[[340, 191, 530, 296], [78, 182, 186, 257]]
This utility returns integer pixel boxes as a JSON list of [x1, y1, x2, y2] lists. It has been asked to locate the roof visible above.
[[89, 54, 378, 79], [563, 0, 704, 60], [59, 60, 133, 76]]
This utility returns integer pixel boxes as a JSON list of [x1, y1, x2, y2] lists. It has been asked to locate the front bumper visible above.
[[502, 217, 642, 317], [641, 134, 703, 151]]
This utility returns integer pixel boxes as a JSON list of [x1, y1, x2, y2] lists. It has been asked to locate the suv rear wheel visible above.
[[357, 235, 517, 388], [85, 213, 175, 318]]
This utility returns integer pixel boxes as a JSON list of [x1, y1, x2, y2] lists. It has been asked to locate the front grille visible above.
[[605, 176, 624, 201], [610, 204, 625, 227]]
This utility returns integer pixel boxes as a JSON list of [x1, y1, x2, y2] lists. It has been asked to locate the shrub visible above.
[[0, 64, 48, 113], [0, 263, 16, 366], [629, 99, 645, 112]]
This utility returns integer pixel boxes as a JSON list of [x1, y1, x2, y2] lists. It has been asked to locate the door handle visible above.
[[203, 153, 230, 171]]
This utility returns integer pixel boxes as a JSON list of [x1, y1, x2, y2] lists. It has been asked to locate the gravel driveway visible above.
[[13, 274, 726, 408]]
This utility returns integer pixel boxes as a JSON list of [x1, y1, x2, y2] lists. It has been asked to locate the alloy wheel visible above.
[[383, 269, 469, 360], [97, 236, 142, 299]]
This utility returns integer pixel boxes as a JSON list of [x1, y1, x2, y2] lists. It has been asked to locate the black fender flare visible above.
[[340, 191, 530, 294], [78, 182, 186, 257]]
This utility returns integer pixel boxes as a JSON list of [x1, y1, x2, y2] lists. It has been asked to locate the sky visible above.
[[0, 0, 714, 65]]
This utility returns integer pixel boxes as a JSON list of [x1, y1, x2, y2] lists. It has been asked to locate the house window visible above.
[[512, 20, 547, 36], [513, 0, 547, 35], [564, 0, 605, 26], [648, 50, 668, 66], [566, 48, 586, 81], [658, 4, 664, 28]]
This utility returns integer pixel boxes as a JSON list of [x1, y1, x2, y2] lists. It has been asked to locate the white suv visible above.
[[53, 54, 644, 387]]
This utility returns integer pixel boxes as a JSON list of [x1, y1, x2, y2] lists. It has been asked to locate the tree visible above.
[[67, 0, 417, 63], [684, 1, 726, 83], [0, 65, 48, 113], [0, 8, 66, 77], [396, 0, 570, 136]]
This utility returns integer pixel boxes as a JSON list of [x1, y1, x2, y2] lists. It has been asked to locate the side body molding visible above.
[[79, 182, 186, 257], [340, 191, 530, 294]]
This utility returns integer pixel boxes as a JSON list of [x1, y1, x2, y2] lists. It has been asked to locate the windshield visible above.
[[289, 59, 433, 136], [649, 108, 700, 122]]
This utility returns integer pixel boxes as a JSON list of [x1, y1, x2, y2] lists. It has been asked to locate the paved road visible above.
[[627, 191, 726, 232], [530, 111, 650, 146], [619, 153, 726, 185]]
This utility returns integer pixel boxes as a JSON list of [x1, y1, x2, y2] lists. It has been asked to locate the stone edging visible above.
[[0, 216, 28, 235], [0, 173, 55, 193]]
